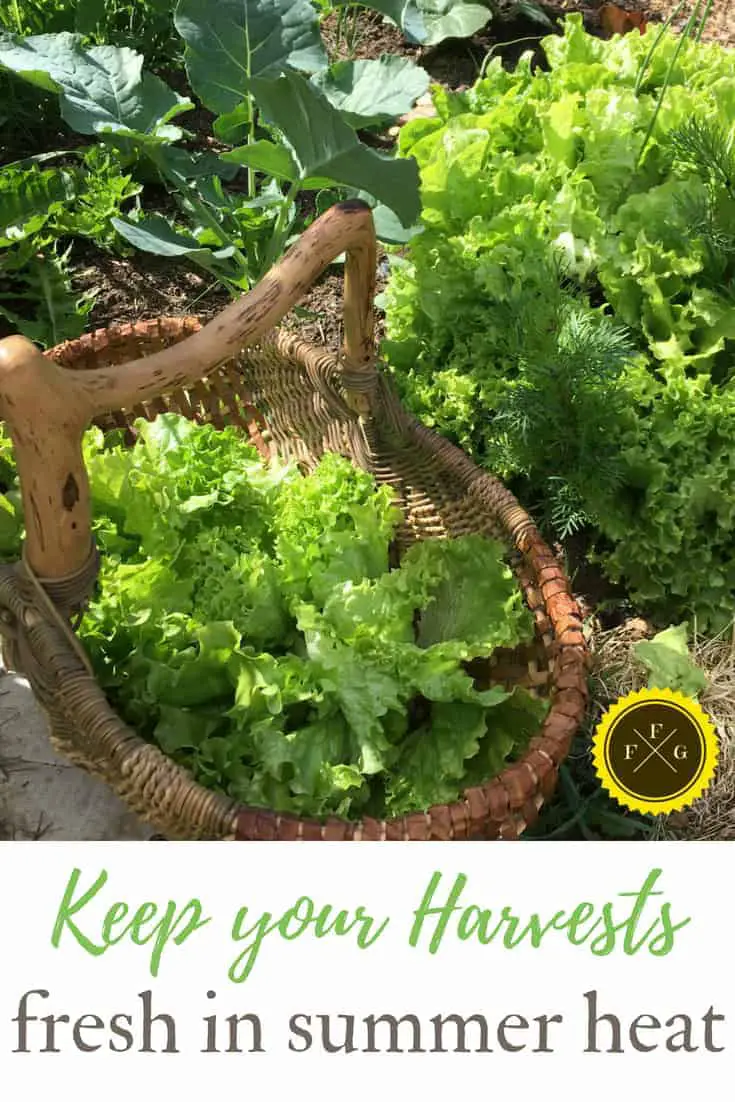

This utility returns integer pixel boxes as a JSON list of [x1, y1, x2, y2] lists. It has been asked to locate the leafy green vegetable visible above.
[[174, 0, 327, 115], [0, 240, 93, 346], [633, 623, 708, 698], [0, 162, 76, 245], [272, 449, 401, 606], [0, 10, 425, 306], [383, 15, 735, 629], [0, 415, 545, 818], [0, 34, 187, 345], [311, 55, 430, 130], [0, 31, 192, 140], [51, 145, 142, 249], [366, 0, 494, 46], [1, 147, 139, 251], [242, 71, 422, 228], [110, 212, 237, 266]]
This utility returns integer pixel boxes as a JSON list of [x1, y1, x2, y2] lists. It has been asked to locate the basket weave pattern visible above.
[[0, 207, 589, 840]]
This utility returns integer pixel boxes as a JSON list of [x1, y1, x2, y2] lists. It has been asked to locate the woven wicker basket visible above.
[[0, 201, 588, 840]]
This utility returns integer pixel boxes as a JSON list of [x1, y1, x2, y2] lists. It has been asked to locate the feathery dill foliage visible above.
[[668, 115, 735, 382], [670, 118, 735, 270], [493, 282, 636, 540], [669, 115, 735, 200]]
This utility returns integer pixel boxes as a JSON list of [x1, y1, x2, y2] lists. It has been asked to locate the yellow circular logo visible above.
[[592, 687, 719, 815]]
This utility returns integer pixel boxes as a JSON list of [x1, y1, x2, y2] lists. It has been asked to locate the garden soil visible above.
[[629, 0, 733, 46], [551, 1, 733, 46]]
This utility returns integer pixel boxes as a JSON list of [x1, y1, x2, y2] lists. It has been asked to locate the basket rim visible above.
[[14, 316, 590, 840]]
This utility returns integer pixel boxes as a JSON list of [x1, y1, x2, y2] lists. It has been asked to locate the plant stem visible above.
[[335, 4, 346, 55], [11, 0, 23, 34], [695, 0, 714, 41], [36, 253, 58, 347], [348, 3, 362, 59], [154, 156, 251, 280], [480, 36, 543, 79], [637, 0, 704, 167], [246, 92, 256, 200], [242, 12, 256, 201], [263, 179, 301, 274], [634, 0, 687, 94], [185, 278, 221, 312]]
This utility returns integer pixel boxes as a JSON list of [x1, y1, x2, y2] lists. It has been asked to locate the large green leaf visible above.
[[213, 101, 253, 145], [173, 0, 327, 115], [311, 55, 430, 130], [365, 0, 493, 46], [387, 702, 489, 812], [111, 213, 235, 264], [153, 146, 241, 183], [248, 72, 421, 228], [221, 140, 299, 182], [0, 32, 192, 138], [360, 200, 423, 244]]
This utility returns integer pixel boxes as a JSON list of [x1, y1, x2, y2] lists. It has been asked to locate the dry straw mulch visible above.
[[589, 624, 735, 840]]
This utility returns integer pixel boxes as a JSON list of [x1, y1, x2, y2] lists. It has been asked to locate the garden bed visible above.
[[1, 2, 726, 348], [0, 0, 733, 840]]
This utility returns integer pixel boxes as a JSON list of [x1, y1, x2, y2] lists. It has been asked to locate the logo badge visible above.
[[592, 687, 719, 815]]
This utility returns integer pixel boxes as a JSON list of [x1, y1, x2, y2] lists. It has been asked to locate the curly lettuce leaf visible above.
[[383, 14, 735, 630], [273, 451, 402, 606], [85, 413, 292, 558], [385, 701, 489, 814], [47, 416, 546, 820]]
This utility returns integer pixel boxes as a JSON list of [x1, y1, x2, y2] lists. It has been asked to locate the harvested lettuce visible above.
[[22, 413, 543, 819]]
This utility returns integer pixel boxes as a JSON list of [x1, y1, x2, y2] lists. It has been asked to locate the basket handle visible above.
[[0, 200, 377, 584]]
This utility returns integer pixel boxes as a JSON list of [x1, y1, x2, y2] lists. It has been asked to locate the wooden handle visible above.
[[0, 200, 377, 582]]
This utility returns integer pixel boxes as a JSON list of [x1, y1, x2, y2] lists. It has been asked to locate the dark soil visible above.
[[560, 530, 636, 628], [74, 244, 231, 330], [322, 4, 555, 87], [71, 239, 389, 356]]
